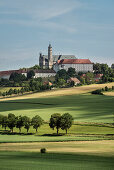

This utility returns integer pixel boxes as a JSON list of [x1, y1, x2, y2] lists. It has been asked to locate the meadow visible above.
[[0, 123, 114, 143], [0, 83, 114, 170], [0, 93, 114, 123], [0, 140, 114, 170]]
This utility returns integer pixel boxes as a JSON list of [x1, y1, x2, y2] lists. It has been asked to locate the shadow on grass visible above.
[[0, 131, 34, 135], [42, 133, 64, 137], [0, 130, 65, 136]]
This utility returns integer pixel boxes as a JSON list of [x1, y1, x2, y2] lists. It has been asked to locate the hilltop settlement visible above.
[[0, 44, 114, 97]]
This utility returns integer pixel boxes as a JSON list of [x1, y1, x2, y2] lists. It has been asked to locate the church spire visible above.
[[48, 44, 53, 69]]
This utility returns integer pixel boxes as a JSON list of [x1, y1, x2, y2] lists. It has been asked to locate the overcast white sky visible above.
[[0, 0, 114, 71]]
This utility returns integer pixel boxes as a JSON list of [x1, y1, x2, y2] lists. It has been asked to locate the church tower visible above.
[[48, 44, 53, 69]]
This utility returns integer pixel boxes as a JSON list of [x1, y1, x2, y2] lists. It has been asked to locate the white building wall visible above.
[[0, 75, 10, 79], [22, 73, 27, 77], [34, 73, 56, 78], [53, 63, 93, 72]]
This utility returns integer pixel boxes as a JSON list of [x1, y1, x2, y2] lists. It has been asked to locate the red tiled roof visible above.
[[0, 69, 56, 77], [68, 77, 80, 83], [95, 74, 103, 78], [58, 59, 92, 64], [0, 70, 22, 76]]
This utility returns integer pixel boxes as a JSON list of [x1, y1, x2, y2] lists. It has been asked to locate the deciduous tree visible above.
[[31, 115, 43, 133], [49, 113, 61, 135], [60, 113, 73, 134]]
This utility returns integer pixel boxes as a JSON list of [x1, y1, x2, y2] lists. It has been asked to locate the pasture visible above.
[[0, 83, 114, 169], [0, 123, 114, 143], [0, 140, 114, 170], [0, 93, 113, 123]]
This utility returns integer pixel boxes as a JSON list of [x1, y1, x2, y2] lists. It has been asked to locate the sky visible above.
[[0, 0, 114, 71]]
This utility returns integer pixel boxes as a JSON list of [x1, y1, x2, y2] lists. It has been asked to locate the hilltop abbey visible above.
[[39, 44, 76, 69], [0, 44, 93, 80], [39, 44, 93, 73]]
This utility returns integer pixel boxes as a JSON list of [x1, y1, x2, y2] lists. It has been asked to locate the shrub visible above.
[[40, 148, 46, 153], [91, 89, 103, 95]]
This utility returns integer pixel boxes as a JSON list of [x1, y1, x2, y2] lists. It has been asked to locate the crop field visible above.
[[0, 140, 114, 170]]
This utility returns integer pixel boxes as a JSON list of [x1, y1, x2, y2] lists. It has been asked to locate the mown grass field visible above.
[[0, 83, 114, 169], [0, 123, 114, 143], [0, 151, 113, 170], [0, 93, 114, 123], [0, 140, 114, 170]]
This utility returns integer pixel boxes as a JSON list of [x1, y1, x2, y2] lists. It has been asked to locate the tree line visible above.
[[0, 78, 51, 97], [91, 86, 114, 95], [0, 113, 73, 135]]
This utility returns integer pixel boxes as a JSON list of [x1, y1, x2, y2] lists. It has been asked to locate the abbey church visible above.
[[39, 44, 76, 69], [39, 44, 93, 73], [0, 44, 93, 80]]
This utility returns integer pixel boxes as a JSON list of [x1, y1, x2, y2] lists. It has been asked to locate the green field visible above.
[[0, 94, 114, 123], [0, 123, 114, 143], [0, 84, 114, 169], [0, 151, 114, 170], [0, 140, 114, 169]]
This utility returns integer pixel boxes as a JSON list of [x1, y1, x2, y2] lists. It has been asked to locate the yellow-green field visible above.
[[0, 82, 114, 101], [0, 140, 114, 156], [0, 83, 114, 170]]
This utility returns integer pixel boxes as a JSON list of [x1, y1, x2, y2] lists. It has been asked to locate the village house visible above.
[[67, 77, 80, 85]]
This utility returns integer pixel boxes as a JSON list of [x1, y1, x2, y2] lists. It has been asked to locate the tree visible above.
[[23, 116, 31, 133], [55, 69, 68, 81], [30, 65, 40, 70], [111, 64, 114, 69], [16, 116, 24, 133], [67, 67, 76, 77], [9, 72, 26, 82], [2, 92, 6, 97], [80, 77, 85, 84], [0, 114, 4, 126], [1, 116, 8, 130], [13, 89, 18, 94], [27, 70, 35, 79], [57, 78, 66, 87], [7, 113, 17, 132], [105, 86, 109, 91], [60, 113, 73, 134], [31, 115, 43, 133], [69, 80, 75, 87], [85, 72, 94, 84], [8, 88, 13, 96], [49, 113, 61, 135]]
